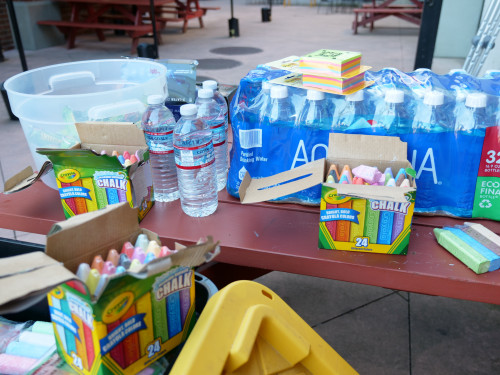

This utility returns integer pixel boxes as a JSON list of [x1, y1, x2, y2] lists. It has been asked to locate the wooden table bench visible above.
[[154, 0, 220, 33], [37, 0, 173, 53], [352, 0, 423, 34]]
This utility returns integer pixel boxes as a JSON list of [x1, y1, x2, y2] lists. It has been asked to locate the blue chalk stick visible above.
[[445, 227, 500, 271], [6, 341, 51, 359]]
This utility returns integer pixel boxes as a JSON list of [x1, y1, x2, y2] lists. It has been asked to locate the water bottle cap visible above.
[[202, 80, 218, 91], [270, 85, 288, 99], [449, 69, 467, 75], [306, 89, 325, 100], [346, 90, 364, 102], [465, 92, 487, 108], [423, 91, 444, 106], [198, 88, 214, 99], [147, 95, 164, 105], [262, 81, 272, 91], [384, 89, 404, 104], [180, 104, 198, 116]]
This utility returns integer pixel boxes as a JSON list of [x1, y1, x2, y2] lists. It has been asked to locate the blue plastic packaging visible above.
[[228, 66, 500, 218]]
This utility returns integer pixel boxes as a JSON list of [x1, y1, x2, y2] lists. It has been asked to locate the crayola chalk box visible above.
[[319, 134, 416, 254], [237, 133, 416, 254], [37, 122, 154, 221], [0, 203, 220, 375]]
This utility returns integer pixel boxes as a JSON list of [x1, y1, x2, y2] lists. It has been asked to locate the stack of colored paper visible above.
[[434, 222, 500, 274], [299, 49, 368, 94]]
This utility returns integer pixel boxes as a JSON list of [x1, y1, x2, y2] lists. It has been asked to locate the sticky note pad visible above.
[[299, 49, 362, 77], [434, 228, 491, 274], [302, 71, 366, 95]]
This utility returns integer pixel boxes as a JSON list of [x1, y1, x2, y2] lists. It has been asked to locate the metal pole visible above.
[[149, 0, 159, 59], [5, 0, 28, 71], [413, 0, 443, 70]]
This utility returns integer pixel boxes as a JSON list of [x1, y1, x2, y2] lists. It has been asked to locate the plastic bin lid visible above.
[[169, 280, 358, 375]]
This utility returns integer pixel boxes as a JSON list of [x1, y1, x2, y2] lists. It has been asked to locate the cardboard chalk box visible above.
[[238, 133, 416, 255], [0, 204, 219, 375], [37, 122, 154, 220]]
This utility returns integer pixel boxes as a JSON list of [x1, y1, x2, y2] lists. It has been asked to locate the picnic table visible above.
[[1, 179, 500, 305], [352, 0, 423, 34], [36, 0, 217, 53]]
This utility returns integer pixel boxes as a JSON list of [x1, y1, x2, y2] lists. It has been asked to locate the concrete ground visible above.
[[1, 1, 499, 374]]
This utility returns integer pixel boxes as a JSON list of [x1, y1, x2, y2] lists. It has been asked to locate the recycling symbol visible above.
[[239, 166, 248, 181], [479, 199, 492, 209]]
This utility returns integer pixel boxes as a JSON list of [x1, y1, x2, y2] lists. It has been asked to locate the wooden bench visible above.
[[154, 0, 220, 33], [352, 6, 423, 34], [37, 20, 159, 54]]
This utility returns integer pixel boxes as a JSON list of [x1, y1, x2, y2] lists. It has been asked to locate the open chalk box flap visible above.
[[2, 162, 53, 194], [0, 252, 76, 314], [239, 158, 325, 204]]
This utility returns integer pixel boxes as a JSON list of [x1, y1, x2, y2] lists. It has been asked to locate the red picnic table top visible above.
[[1, 180, 500, 305]]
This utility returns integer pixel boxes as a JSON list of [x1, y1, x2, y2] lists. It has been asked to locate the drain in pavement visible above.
[[210, 47, 263, 55], [196, 58, 242, 70]]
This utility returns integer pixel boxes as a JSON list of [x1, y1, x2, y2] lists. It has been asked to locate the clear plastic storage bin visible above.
[[5, 59, 167, 188]]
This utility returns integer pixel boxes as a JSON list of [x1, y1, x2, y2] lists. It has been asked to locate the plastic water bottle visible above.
[[295, 89, 333, 129], [195, 88, 228, 191], [141, 95, 179, 202], [412, 90, 452, 132], [173, 104, 218, 217], [455, 92, 489, 134], [372, 89, 410, 134], [334, 90, 368, 131], [202, 80, 228, 131], [267, 85, 296, 126], [250, 81, 272, 121]]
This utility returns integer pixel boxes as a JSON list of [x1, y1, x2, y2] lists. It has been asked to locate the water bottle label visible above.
[[211, 124, 226, 148], [174, 141, 215, 170], [144, 130, 174, 154]]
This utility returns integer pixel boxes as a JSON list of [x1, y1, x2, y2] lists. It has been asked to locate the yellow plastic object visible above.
[[170, 280, 358, 375]]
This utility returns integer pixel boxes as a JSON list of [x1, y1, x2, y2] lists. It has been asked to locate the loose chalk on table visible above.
[[6, 341, 51, 359], [434, 228, 491, 274], [0, 353, 38, 375], [31, 321, 54, 335], [18, 331, 55, 347]]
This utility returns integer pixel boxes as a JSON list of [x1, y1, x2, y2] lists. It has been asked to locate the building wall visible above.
[[1, 0, 69, 51]]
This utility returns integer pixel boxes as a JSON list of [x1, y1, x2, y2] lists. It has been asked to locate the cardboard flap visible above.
[[0, 253, 76, 314], [328, 133, 407, 163], [46, 203, 140, 273], [334, 184, 414, 203], [76, 122, 147, 147], [239, 158, 325, 204], [2, 162, 53, 194]]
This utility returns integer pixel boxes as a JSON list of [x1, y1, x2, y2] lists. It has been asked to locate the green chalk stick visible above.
[[434, 228, 490, 274]]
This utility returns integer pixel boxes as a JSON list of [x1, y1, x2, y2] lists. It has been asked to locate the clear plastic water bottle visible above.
[[267, 85, 296, 126], [250, 81, 272, 121], [455, 92, 489, 134], [295, 89, 333, 129], [372, 89, 410, 134], [173, 104, 218, 217], [195, 88, 228, 191], [334, 90, 368, 131], [141, 95, 179, 202], [203, 80, 229, 132], [412, 90, 452, 132]]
